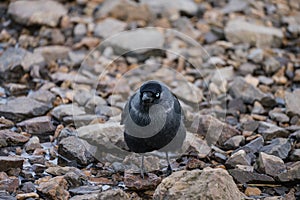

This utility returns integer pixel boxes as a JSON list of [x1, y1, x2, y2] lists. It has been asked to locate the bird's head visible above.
[[139, 81, 162, 106]]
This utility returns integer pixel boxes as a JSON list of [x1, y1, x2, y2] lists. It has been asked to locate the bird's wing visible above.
[[172, 92, 182, 116]]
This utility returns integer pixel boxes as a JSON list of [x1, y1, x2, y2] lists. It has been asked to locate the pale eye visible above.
[[155, 93, 160, 98]]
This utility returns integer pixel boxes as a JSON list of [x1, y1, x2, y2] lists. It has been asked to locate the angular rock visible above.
[[229, 169, 275, 184], [261, 138, 292, 159], [46, 166, 85, 177], [153, 168, 245, 200], [123, 154, 160, 172], [247, 48, 263, 63], [95, 0, 152, 22], [141, 0, 198, 16], [94, 18, 127, 39], [124, 172, 161, 190], [8, 0, 67, 27], [289, 149, 300, 161], [256, 152, 286, 177], [258, 122, 290, 141], [25, 136, 42, 152], [173, 82, 203, 104], [0, 172, 19, 193], [192, 115, 240, 146], [263, 57, 281, 74], [98, 189, 130, 200], [0, 48, 27, 83], [183, 132, 211, 158], [0, 129, 29, 147], [0, 97, 51, 122], [235, 136, 264, 154], [69, 185, 101, 196], [269, 111, 289, 123], [229, 77, 266, 104], [225, 19, 283, 47], [224, 135, 245, 150], [211, 66, 235, 85], [103, 29, 164, 56], [285, 89, 300, 116], [17, 116, 56, 136], [225, 150, 251, 168], [0, 156, 24, 172], [77, 122, 126, 158], [34, 46, 70, 62], [36, 176, 70, 200], [28, 90, 56, 105], [58, 136, 96, 166], [51, 104, 86, 120], [277, 161, 300, 182], [221, 0, 249, 14]]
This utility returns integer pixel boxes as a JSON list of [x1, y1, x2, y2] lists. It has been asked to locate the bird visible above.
[[121, 80, 186, 178]]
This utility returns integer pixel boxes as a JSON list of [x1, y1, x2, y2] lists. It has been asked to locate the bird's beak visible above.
[[142, 92, 153, 103]]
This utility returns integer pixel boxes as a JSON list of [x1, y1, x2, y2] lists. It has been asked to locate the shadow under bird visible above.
[[121, 80, 186, 178]]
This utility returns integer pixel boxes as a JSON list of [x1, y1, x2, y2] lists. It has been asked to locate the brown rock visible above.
[[0, 156, 24, 172], [36, 176, 70, 200], [244, 187, 262, 196], [16, 192, 39, 200], [34, 46, 70, 62], [124, 172, 161, 190], [153, 168, 245, 200], [0, 172, 19, 193], [192, 115, 240, 146], [0, 129, 29, 147], [17, 116, 56, 136]]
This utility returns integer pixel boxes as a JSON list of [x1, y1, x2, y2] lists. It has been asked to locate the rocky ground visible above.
[[0, 0, 300, 199]]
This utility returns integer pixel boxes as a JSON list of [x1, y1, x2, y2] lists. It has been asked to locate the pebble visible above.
[[261, 138, 292, 159], [94, 18, 127, 39], [256, 152, 286, 177]]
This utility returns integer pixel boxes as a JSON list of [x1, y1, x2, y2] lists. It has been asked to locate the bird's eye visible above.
[[155, 93, 160, 98]]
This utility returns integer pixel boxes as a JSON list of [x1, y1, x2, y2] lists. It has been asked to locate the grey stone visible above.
[[28, 90, 56, 105], [258, 122, 290, 141], [68, 51, 86, 66], [103, 29, 164, 56], [34, 45, 70, 62], [8, 0, 67, 27], [24, 136, 42, 152], [285, 89, 300, 116], [258, 76, 274, 85], [256, 152, 286, 177], [225, 19, 283, 48], [224, 135, 245, 150], [74, 24, 87, 37], [182, 132, 211, 159], [51, 104, 86, 120], [248, 48, 264, 63], [239, 62, 257, 76], [236, 136, 264, 154], [17, 116, 56, 135], [69, 185, 101, 196], [289, 149, 300, 161], [0, 97, 51, 122], [211, 66, 235, 85], [269, 111, 289, 123], [221, 0, 249, 14], [277, 161, 300, 182], [173, 82, 203, 104], [261, 138, 291, 159], [153, 168, 245, 200], [73, 90, 93, 106], [263, 57, 281, 74], [141, 0, 198, 16], [225, 150, 251, 168], [229, 169, 275, 184], [94, 18, 127, 39], [192, 115, 240, 146], [95, 105, 122, 117], [58, 136, 96, 166], [229, 77, 266, 104]]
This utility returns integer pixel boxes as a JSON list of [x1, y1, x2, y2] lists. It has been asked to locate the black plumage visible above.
[[121, 80, 186, 177]]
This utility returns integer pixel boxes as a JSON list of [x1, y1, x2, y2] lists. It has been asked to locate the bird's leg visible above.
[[166, 152, 172, 176], [140, 154, 145, 179]]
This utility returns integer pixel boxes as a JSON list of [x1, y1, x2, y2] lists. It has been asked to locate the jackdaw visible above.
[[121, 80, 186, 178]]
